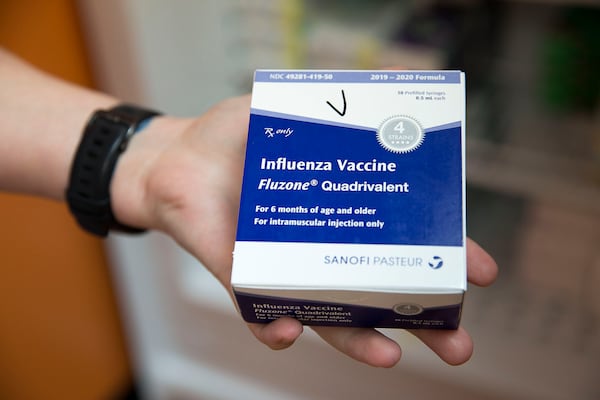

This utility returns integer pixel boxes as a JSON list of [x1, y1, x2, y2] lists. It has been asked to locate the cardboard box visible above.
[[231, 70, 467, 329]]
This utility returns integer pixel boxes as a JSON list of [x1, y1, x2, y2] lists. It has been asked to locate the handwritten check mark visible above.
[[326, 89, 347, 117]]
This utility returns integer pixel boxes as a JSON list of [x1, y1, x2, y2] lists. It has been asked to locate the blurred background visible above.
[[1, 0, 599, 399]]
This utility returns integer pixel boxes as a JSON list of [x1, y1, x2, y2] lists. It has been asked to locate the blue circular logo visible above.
[[428, 256, 444, 269]]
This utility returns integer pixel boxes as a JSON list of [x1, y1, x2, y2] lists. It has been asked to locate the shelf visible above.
[[502, 0, 599, 6], [466, 137, 600, 215]]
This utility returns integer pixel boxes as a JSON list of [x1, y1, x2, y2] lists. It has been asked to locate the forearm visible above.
[[0, 48, 117, 200]]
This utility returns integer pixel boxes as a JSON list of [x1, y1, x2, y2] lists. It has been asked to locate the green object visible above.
[[540, 7, 600, 112]]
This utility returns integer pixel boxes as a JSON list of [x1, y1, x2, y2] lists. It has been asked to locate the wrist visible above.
[[109, 114, 194, 232]]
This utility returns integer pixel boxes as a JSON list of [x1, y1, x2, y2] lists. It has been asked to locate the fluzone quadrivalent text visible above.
[[257, 178, 409, 193]]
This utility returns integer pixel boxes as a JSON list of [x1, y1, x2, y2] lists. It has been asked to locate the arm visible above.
[[0, 48, 116, 199], [0, 48, 498, 367]]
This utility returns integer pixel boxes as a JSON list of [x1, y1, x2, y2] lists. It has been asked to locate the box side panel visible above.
[[234, 289, 463, 329]]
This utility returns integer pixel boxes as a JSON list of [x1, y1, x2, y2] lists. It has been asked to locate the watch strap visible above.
[[66, 104, 161, 237]]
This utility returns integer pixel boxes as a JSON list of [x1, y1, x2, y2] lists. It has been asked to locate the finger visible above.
[[246, 317, 304, 350], [409, 326, 474, 366], [311, 326, 402, 368], [466, 237, 498, 287]]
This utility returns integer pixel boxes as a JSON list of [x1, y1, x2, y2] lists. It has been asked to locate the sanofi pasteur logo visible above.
[[428, 256, 444, 269]]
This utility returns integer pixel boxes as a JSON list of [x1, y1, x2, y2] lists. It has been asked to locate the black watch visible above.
[[66, 104, 161, 237]]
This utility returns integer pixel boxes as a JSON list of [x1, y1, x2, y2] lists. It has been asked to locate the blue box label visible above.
[[237, 114, 463, 246]]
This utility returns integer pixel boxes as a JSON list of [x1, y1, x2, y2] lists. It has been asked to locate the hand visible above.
[[111, 95, 498, 368]]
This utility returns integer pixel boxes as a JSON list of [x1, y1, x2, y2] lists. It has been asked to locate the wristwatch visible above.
[[66, 104, 161, 237]]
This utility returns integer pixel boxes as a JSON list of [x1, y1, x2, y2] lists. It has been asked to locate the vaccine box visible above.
[[231, 70, 467, 329]]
